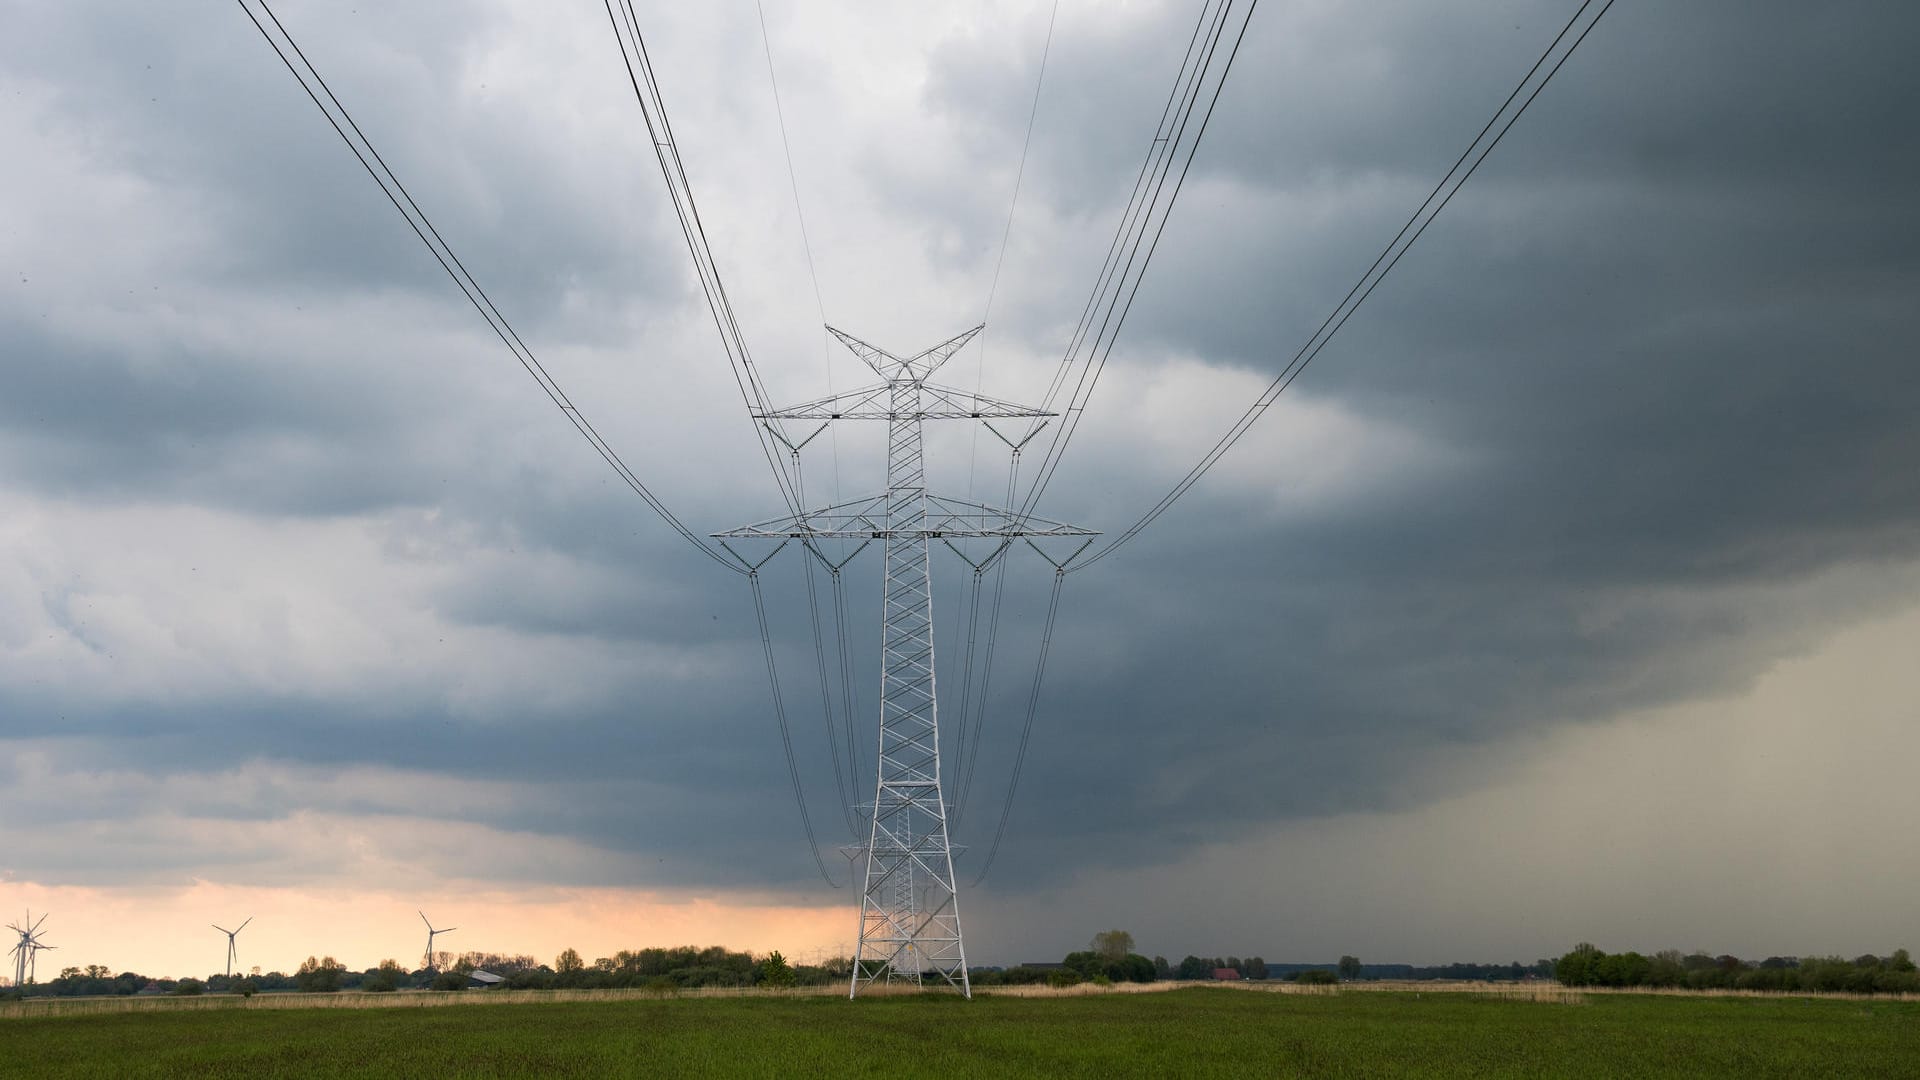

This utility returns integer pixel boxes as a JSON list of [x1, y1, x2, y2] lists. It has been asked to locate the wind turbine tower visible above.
[[717, 325, 1094, 997], [8, 911, 55, 988], [419, 911, 457, 972], [212, 917, 253, 979]]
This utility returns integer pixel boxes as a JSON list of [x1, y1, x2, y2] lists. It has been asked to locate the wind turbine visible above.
[[8, 911, 54, 988], [212, 917, 253, 979], [419, 911, 456, 972]]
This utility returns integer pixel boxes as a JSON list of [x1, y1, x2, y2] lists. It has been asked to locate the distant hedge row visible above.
[[1554, 944, 1920, 993]]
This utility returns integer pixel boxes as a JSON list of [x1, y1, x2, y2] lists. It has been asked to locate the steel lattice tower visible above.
[[717, 325, 1093, 997]]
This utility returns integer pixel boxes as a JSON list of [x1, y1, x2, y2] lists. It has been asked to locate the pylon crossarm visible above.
[[941, 538, 1012, 573], [825, 324, 983, 382], [902, 324, 983, 381], [826, 326, 896, 378], [717, 494, 1095, 540], [756, 382, 1051, 422], [801, 536, 872, 573]]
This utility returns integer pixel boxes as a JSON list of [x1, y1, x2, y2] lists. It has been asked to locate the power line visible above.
[[604, 0, 804, 520], [243, 0, 850, 875], [753, 4, 865, 831], [1021, 0, 1257, 518], [235, 0, 739, 573], [793, 456, 863, 837], [828, 564, 865, 794], [754, 1, 844, 509], [1028, 3, 1215, 443], [1022, 0, 1219, 440], [963, 0, 1061, 500], [749, 569, 842, 887], [945, 4, 1063, 790], [970, 567, 1066, 885], [606, 2, 868, 850], [1071, 0, 1617, 572], [953, 452, 1023, 827], [952, 0, 1251, 846], [755, 1, 831, 338]]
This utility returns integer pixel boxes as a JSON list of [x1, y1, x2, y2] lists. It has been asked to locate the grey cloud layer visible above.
[[4, 0, 1919, 942]]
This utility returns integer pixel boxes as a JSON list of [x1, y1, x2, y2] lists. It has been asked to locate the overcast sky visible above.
[[4, 0, 1919, 977]]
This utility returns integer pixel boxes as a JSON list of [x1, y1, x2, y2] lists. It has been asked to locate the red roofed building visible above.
[[1212, 968, 1242, 981]]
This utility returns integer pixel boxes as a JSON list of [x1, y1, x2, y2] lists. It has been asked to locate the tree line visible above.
[[3, 946, 840, 998], [1553, 943, 1920, 993]]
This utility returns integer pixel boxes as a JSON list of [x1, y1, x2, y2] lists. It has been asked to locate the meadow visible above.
[[3, 983, 1917, 1078]]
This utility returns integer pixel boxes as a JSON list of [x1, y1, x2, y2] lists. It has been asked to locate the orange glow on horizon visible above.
[[0, 880, 852, 981]]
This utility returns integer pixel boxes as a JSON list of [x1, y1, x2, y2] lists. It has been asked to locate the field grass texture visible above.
[[4, 984, 1916, 1078]]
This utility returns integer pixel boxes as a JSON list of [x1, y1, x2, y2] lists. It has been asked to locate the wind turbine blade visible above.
[[213, 924, 229, 934], [420, 911, 432, 929], [237, 916, 253, 932], [442, 927, 457, 934]]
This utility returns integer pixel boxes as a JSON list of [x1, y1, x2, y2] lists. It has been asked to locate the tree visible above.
[[295, 955, 345, 993], [556, 948, 585, 974], [759, 950, 796, 988], [1153, 956, 1171, 980], [364, 959, 406, 993], [1246, 957, 1268, 981], [1338, 955, 1362, 981], [1091, 930, 1135, 965], [1555, 943, 1603, 987]]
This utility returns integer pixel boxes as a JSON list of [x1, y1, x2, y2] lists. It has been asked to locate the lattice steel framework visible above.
[[717, 325, 1094, 998]]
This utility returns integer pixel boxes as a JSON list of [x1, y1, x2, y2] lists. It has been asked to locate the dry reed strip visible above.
[[6, 978, 1915, 1019]]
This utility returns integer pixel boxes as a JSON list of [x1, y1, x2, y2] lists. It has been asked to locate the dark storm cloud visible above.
[[4, 0, 1919, 907], [2, 0, 686, 322], [901, 0, 1920, 885]]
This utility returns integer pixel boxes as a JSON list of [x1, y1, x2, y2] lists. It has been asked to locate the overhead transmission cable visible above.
[[970, 566, 1067, 885], [1020, 0, 1256, 518], [1070, 0, 1616, 572], [748, 567, 842, 887], [952, 460, 1021, 828], [947, 1, 1060, 818], [754, 3, 869, 837], [754, 1, 842, 508], [1016, 0, 1221, 462], [966, 0, 1614, 867], [954, 0, 1246, 845], [604, 0, 804, 520], [793, 458, 861, 835], [962, 0, 1060, 502], [235, 0, 739, 573], [605, 2, 864, 857], [963, 0, 1615, 874]]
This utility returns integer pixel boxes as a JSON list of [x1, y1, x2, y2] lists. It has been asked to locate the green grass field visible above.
[[3, 986, 1916, 1078]]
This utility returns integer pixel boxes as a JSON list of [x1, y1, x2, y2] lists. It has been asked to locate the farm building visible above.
[[466, 969, 505, 990]]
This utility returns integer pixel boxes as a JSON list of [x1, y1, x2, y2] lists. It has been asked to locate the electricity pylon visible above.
[[717, 325, 1094, 998]]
